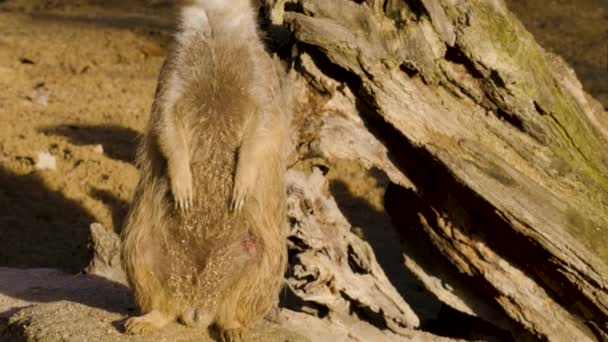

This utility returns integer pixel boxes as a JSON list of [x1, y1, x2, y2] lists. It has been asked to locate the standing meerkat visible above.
[[120, 0, 290, 340]]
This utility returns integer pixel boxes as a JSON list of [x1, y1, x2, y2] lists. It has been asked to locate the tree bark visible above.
[[266, 0, 608, 340]]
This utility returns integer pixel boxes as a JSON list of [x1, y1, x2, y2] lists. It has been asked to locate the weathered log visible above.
[[267, 0, 608, 340], [284, 167, 419, 333], [304, 83, 529, 339]]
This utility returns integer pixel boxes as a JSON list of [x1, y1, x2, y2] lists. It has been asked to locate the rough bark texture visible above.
[[2, 0, 607, 341], [285, 167, 419, 333], [265, 0, 608, 340]]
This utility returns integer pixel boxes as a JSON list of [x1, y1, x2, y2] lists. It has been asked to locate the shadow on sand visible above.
[[0, 165, 94, 272]]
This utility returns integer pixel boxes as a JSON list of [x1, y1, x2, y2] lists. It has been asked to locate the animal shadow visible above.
[[0, 165, 93, 272], [91, 187, 129, 234], [40, 124, 140, 164]]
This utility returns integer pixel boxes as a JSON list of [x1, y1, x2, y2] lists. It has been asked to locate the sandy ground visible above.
[[0, 1, 174, 271], [0, 0, 606, 284]]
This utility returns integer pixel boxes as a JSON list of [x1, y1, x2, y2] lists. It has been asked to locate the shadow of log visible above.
[[0, 0, 176, 40], [40, 124, 140, 164], [329, 175, 514, 341], [90, 188, 129, 234], [0, 166, 94, 272], [328, 175, 443, 320], [383, 183, 518, 341], [30, 10, 174, 46], [0, 268, 133, 317], [278, 284, 318, 317]]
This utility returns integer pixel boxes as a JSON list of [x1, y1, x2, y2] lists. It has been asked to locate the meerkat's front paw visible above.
[[169, 163, 193, 211], [231, 168, 255, 212]]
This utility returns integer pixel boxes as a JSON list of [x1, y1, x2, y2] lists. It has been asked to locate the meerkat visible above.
[[120, 0, 290, 340]]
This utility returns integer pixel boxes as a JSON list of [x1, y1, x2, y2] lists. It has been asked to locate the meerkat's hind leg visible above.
[[218, 322, 247, 342], [124, 310, 172, 335], [220, 328, 246, 342]]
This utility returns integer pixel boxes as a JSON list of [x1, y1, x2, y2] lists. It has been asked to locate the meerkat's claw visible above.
[[231, 188, 246, 212], [231, 159, 257, 213], [169, 166, 194, 212], [173, 184, 193, 212]]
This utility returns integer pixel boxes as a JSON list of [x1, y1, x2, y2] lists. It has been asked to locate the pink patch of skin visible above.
[[244, 235, 257, 257]]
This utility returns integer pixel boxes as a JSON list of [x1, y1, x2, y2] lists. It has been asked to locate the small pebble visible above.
[[34, 90, 49, 106], [35, 151, 57, 170], [93, 144, 104, 154]]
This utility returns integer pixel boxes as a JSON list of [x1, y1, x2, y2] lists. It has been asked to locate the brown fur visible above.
[[120, 1, 289, 340]]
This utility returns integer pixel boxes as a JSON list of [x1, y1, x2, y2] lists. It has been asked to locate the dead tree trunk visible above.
[[266, 0, 608, 340]]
